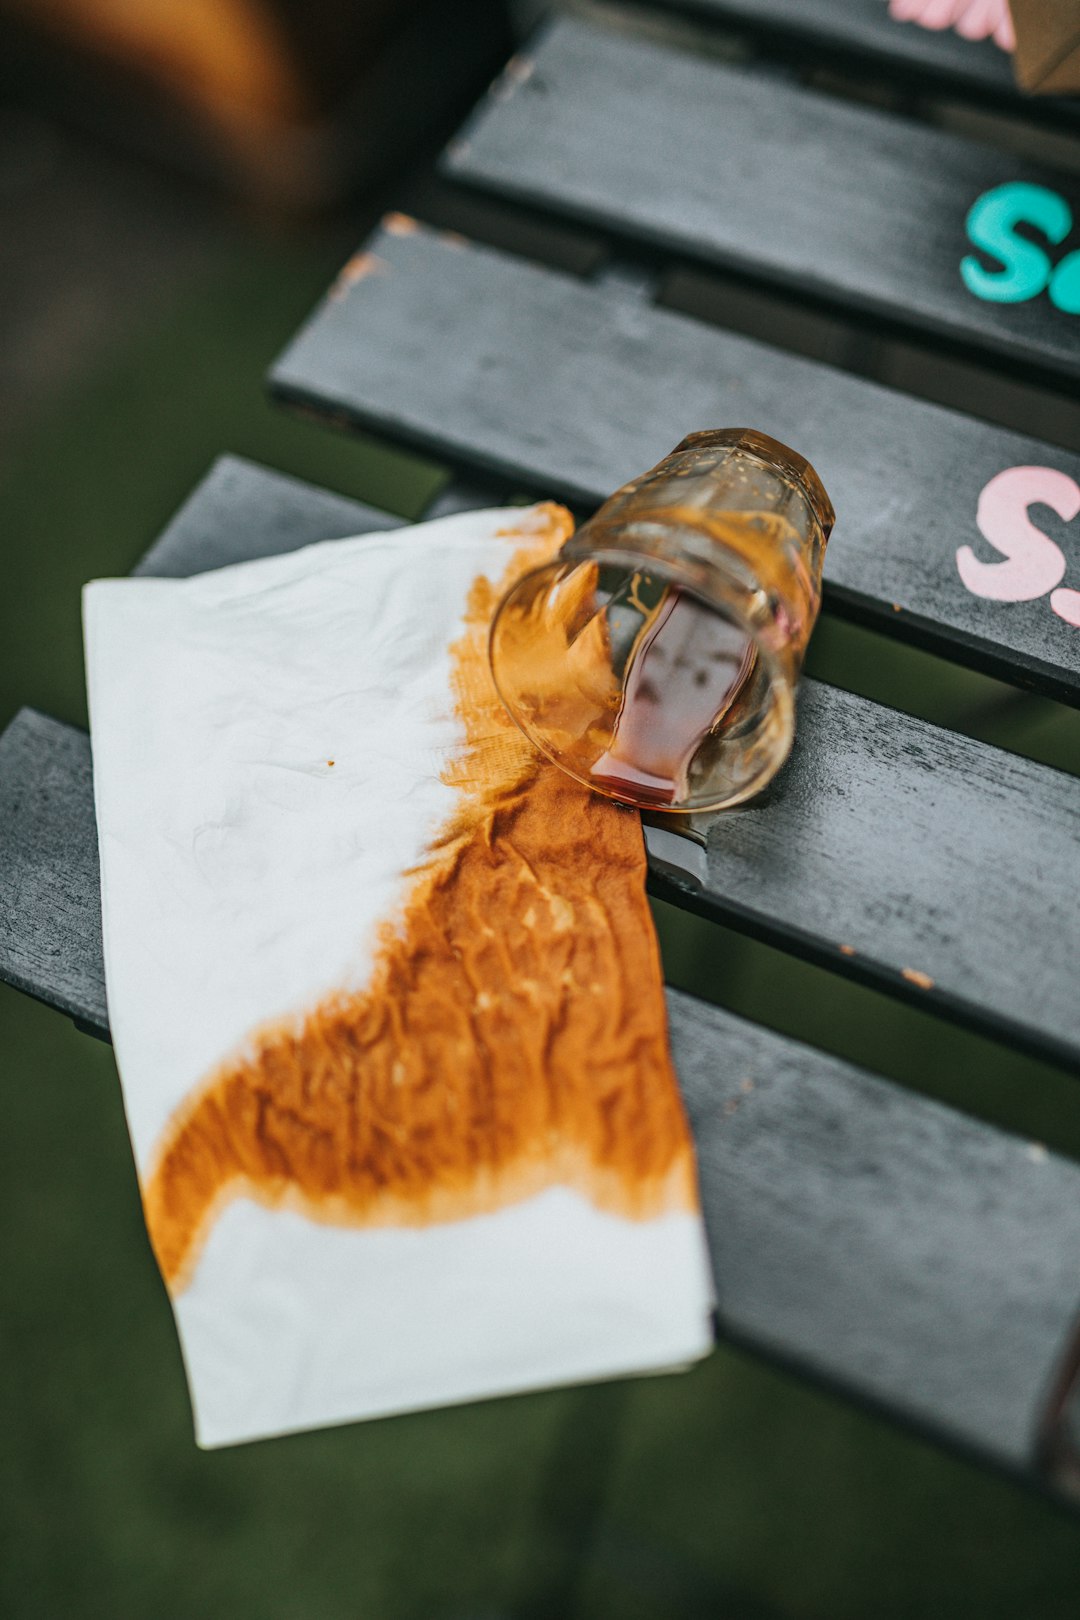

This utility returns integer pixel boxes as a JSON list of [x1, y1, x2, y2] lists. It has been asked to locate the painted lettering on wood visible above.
[[958, 466, 1080, 628], [888, 0, 1014, 51], [962, 183, 1080, 312]]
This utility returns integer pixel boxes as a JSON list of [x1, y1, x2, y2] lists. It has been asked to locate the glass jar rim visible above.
[[671, 428, 836, 540]]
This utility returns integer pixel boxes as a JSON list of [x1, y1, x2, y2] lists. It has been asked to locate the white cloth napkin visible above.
[[84, 503, 714, 1448]]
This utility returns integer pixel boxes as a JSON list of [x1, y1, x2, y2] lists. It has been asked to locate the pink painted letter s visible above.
[[957, 466, 1079, 602]]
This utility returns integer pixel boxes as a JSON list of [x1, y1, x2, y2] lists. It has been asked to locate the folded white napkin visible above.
[[84, 502, 714, 1448]]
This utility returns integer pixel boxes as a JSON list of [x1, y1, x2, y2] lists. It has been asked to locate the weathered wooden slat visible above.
[[653, 0, 1075, 114], [2, 703, 1078, 1493], [670, 990, 1080, 1490], [0, 707, 105, 1031], [443, 18, 1080, 385], [134, 455, 402, 577], [651, 679, 1080, 1073], [271, 221, 1080, 704]]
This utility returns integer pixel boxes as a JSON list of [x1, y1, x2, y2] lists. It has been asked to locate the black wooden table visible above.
[[4, 0, 1080, 1507]]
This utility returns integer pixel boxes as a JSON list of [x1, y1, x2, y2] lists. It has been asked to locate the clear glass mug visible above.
[[488, 428, 835, 813]]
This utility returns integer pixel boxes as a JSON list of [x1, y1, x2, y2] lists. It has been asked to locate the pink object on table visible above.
[[887, 0, 1016, 51], [956, 466, 1078, 603], [1051, 587, 1080, 628]]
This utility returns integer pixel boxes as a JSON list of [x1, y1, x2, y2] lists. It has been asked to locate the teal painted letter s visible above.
[[961, 182, 1072, 304], [1050, 251, 1080, 315]]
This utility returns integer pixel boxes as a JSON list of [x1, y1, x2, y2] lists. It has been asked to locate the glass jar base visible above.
[[489, 558, 795, 814]]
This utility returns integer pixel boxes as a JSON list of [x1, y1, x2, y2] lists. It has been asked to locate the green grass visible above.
[[3, 226, 1080, 1619]]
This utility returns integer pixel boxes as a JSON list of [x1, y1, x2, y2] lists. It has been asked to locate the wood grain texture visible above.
[[0, 707, 106, 1030], [670, 989, 1080, 1480], [668, 680, 1080, 1072], [652, 0, 1061, 106], [271, 223, 1080, 703], [443, 18, 1080, 385], [134, 455, 401, 577], [2, 697, 1078, 1486], [8, 452, 1080, 1064]]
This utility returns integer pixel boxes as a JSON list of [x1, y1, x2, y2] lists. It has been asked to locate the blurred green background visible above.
[[4, 91, 1080, 1620]]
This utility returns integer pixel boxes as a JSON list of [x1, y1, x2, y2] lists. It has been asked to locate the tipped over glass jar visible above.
[[489, 428, 836, 814]]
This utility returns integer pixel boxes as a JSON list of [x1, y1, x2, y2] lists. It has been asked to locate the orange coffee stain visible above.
[[144, 504, 698, 1293]]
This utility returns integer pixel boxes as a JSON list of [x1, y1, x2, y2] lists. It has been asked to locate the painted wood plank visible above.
[[443, 17, 1080, 386], [271, 221, 1080, 705], [652, 0, 1069, 110], [669, 988, 1080, 1488], [134, 454, 402, 577], [649, 678, 1080, 1073], [2, 700, 1078, 1490], [0, 707, 105, 1031]]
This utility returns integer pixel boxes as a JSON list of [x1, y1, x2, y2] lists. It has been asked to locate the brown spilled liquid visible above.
[[144, 505, 698, 1293]]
